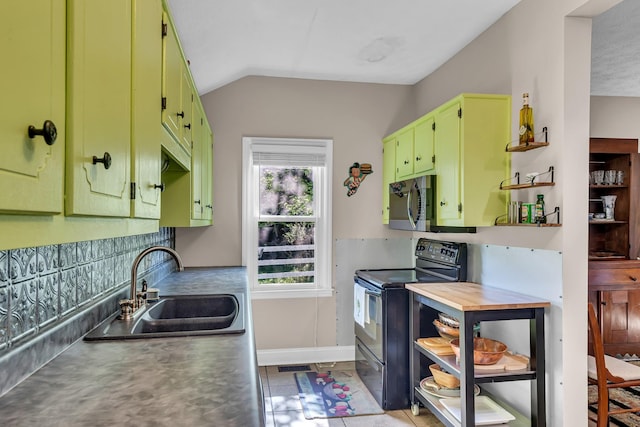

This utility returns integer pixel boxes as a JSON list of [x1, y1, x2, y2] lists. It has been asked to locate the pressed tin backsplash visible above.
[[0, 228, 176, 354]]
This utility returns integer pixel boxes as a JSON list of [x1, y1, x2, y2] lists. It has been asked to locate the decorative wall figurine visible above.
[[343, 162, 373, 196]]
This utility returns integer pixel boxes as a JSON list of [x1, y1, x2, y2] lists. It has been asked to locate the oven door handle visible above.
[[357, 342, 381, 372], [364, 288, 382, 298]]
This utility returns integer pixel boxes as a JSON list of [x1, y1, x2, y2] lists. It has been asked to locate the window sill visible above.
[[250, 288, 334, 300]]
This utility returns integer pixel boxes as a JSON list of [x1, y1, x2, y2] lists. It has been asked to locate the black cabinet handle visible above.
[[440, 201, 446, 206], [184, 123, 191, 129], [404, 160, 409, 165], [177, 111, 184, 118], [194, 200, 201, 205], [28, 120, 57, 145], [92, 152, 112, 170], [153, 183, 165, 192], [631, 276, 638, 282]]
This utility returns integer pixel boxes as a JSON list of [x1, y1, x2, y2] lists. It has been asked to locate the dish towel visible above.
[[354, 284, 366, 328]]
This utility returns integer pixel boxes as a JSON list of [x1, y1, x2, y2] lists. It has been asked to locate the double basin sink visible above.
[[85, 293, 245, 341]]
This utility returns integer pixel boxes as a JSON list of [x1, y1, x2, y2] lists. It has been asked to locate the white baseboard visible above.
[[257, 345, 355, 366]]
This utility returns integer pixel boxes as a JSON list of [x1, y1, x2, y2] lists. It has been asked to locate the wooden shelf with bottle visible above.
[[505, 127, 549, 152], [495, 206, 561, 227]]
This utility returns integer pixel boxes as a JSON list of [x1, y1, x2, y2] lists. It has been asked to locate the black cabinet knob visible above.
[[92, 152, 112, 169], [153, 183, 165, 192], [184, 123, 191, 129], [177, 111, 185, 118], [28, 120, 57, 145], [194, 200, 201, 205]]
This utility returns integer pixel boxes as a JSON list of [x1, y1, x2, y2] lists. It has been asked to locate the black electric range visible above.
[[353, 238, 467, 410]]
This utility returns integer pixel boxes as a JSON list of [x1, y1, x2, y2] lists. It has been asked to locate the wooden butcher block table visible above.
[[406, 282, 550, 427]]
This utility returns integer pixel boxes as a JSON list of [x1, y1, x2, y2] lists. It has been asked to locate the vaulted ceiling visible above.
[[166, 0, 639, 97]]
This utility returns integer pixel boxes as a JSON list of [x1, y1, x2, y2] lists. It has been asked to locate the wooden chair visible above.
[[588, 302, 640, 426]]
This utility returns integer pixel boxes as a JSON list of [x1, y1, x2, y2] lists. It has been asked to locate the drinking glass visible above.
[[605, 170, 616, 185], [616, 170, 624, 185]]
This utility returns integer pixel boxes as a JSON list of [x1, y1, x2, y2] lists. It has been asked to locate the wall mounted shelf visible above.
[[505, 127, 549, 152]]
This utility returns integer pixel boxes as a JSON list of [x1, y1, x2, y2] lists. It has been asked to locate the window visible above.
[[242, 137, 333, 299]]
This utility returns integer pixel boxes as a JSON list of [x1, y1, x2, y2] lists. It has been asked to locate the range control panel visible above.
[[415, 238, 465, 264]]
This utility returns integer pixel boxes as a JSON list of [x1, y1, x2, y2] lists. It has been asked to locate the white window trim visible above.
[[242, 137, 333, 300]]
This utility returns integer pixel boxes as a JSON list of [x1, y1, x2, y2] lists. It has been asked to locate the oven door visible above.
[[354, 277, 383, 361]]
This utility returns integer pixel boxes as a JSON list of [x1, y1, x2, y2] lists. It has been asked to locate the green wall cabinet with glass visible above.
[[1, 0, 66, 215], [382, 93, 510, 228]]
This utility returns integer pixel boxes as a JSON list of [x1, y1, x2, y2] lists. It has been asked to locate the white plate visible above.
[[419, 377, 480, 399], [440, 395, 516, 425]]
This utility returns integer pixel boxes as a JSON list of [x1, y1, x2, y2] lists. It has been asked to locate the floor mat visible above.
[[294, 370, 384, 419], [588, 384, 640, 426]]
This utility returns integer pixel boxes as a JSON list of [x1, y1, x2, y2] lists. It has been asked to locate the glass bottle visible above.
[[535, 194, 546, 224], [519, 93, 535, 145]]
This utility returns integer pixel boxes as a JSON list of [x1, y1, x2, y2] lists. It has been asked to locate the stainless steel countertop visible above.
[[0, 267, 265, 427]]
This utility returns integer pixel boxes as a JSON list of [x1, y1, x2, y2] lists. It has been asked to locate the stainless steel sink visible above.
[[85, 294, 245, 341]]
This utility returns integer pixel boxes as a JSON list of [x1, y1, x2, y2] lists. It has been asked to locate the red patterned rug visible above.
[[294, 371, 384, 419]]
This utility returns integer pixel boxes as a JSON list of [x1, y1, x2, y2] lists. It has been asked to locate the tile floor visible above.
[[260, 362, 445, 427]]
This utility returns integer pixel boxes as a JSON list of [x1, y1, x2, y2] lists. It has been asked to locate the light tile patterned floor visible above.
[[259, 362, 444, 427]]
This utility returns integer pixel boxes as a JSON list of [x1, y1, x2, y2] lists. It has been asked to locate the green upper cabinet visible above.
[[434, 100, 462, 223], [395, 127, 414, 179], [66, 0, 132, 217], [202, 124, 214, 221], [131, 0, 163, 219], [391, 113, 436, 181], [382, 137, 396, 224], [0, 0, 65, 215], [161, 11, 190, 169], [190, 102, 203, 220], [434, 94, 511, 227], [413, 114, 436, 175]]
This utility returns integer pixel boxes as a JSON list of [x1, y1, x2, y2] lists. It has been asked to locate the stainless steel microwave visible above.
[[388, 175, 435, 232], [388, 175, 476, 233]]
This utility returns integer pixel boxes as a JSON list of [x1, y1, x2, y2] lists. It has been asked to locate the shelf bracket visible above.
[[536, 206, 560, 226], [500, 172, 520, 189]]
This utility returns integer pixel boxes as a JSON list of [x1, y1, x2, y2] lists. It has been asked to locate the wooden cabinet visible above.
[[589, 138, 639, 260], [382, 137, 396, 224], [434, 94, 511, 227], [589, 261, 640, 356], [0, 0, 66, 214], [589, 138, 640, 356], [131, 0, 163, 219], [65, 0, 132, 217]]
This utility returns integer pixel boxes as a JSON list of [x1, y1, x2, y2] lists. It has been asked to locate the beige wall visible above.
[[591, 95, 640, 140], [175, 0, 623, 423], [176, 76, 415, 348]]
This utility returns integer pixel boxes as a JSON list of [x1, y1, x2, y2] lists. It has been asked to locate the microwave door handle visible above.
[[407, 187, 417, 230]]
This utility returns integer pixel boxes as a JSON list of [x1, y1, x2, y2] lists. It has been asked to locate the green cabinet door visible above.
[[181, 70, 194, 153], [66, 0, 131, 217], [435, 94, 510, 227], [162, 11, 182, 147], [414, 115, 435, 175], [131, 0, 163, 219], [202, 121, 214, 222], [0, 0, 65, 214], [190, 102, 203, 220], [435, 100, 462, 223], [395, 128, 414, 179], [382, 137, 396, 223]]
